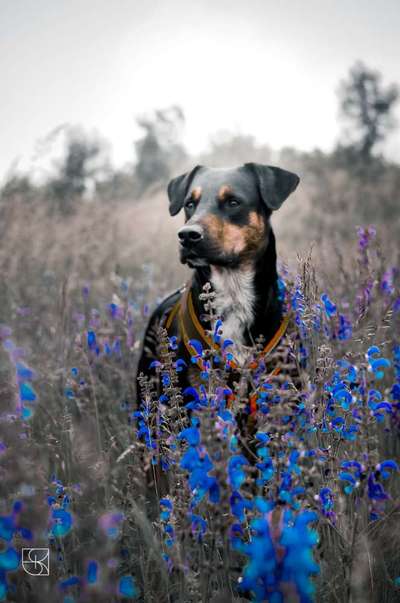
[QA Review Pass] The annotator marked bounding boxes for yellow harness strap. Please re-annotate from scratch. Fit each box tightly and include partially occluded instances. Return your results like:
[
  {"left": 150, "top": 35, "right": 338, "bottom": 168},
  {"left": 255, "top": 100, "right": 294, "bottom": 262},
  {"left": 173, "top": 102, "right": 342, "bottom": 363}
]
[{"left": 165, "top": 284, "right": 290, "bottom": 370}]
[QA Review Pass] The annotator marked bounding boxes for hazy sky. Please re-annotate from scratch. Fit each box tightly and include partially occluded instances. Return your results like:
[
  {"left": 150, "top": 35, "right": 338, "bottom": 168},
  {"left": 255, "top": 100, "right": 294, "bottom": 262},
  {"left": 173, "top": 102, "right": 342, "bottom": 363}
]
[{"left": 1, "top": 0, "right": 400, "bottom": 181}]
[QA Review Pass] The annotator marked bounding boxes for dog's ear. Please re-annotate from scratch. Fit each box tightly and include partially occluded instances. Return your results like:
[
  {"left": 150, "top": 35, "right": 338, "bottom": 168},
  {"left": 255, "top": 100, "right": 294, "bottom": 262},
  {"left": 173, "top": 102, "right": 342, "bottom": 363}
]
[
  {"left": 244, "top": 163, "right": 300, "bottom": 211},
  {"left": 167, "top": 165, "right": 203, "bottom": 216}
]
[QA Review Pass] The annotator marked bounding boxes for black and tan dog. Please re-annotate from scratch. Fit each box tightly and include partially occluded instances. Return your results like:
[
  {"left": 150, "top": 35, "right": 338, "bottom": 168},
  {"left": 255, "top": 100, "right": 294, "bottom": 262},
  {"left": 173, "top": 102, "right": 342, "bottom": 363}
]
[{"left": 136, "top": 163, "right": 300, "bottom": 404}]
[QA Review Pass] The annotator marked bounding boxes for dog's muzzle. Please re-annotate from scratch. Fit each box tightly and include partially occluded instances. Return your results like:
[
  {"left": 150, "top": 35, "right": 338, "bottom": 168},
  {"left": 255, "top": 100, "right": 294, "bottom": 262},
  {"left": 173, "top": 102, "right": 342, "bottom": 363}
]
[
  {"left": 178, "top": 224, "right": 204, "bottom": 247},
  {"left": 178, "top": 224, "right": 209, "bottom": 267}
]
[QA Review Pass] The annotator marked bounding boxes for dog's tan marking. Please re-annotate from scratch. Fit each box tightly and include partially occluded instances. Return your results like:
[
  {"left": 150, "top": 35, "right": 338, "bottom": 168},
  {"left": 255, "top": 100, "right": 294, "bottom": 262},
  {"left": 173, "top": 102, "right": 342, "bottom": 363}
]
[
  {"left": 201, "top": 214, "right": 223, "bottom": 240},
  {"left": 243, "top": 211, "right": 266, "bottom": 254},
  {"left": 222, "top": 223, "right": 246, "bottom": 253},
  {"left": 248, "top": 211, "right": 264, "bottom": 231},
  {"left": 201, "top": 213, "right": 266, "bottom": 257},
  {"left": 217, "top": 185, "right": 232, "bottom": 201},
  {"left": 201, "top": 215, "right": 244, "bottom": 253},
  {"left": 191, "top": 186, "right": 202, "bottom": 201}
]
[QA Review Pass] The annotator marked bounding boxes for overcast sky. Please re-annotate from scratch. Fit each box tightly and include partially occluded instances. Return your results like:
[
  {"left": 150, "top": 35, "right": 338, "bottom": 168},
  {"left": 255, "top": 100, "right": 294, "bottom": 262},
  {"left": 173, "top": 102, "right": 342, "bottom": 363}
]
[{"left": 1, "top": 0, "right": 400, "bottom": 181}]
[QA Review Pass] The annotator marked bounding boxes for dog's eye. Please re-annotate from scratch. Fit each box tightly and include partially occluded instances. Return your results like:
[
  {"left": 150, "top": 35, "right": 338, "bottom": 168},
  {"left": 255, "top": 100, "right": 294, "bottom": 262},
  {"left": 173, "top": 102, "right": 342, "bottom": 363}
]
[
  {"left": 226, "top": 198, "right": 240, "bottom": 208},
  {"left": 185, "top": 200, "right": 196, "bottom": 210}
]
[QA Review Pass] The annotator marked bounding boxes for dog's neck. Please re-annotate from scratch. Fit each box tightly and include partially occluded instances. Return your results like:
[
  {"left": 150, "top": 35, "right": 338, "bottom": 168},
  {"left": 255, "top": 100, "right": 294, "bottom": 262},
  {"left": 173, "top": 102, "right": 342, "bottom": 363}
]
[
  {"left": 190, "top": 229, "right": 282, "bottom": 357},
  {"left": 210, "top": 266, "right": 256, "bottom": 350}
]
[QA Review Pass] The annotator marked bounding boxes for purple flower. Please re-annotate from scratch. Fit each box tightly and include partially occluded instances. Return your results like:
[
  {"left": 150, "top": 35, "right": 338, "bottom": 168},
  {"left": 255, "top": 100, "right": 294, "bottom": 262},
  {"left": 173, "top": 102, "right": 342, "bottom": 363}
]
[
  {"left": 107, "top": 302, "right": 123, "bottom": 319},
  {"left": 98, "top": 512, "right": 124, "bottom": 540},
  {"left": 381, "top": 268, "right": 397, "bottom": 296},
  {"left": 357, "top": 225, "right": 376, "bottom": 253}
]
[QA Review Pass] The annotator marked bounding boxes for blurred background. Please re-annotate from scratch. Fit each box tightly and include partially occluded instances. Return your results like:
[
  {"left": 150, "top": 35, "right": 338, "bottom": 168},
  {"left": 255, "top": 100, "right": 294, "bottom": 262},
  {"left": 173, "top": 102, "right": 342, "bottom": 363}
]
[{"left": 1, "top": 0, "right": 399, "bottom": 324}]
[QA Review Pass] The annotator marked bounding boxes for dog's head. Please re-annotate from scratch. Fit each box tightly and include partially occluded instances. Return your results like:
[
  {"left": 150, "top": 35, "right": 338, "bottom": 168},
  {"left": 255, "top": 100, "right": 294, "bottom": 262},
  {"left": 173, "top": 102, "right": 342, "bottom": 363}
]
[{"left": 167, "top": 164, "right": 299, "bottom": 268}]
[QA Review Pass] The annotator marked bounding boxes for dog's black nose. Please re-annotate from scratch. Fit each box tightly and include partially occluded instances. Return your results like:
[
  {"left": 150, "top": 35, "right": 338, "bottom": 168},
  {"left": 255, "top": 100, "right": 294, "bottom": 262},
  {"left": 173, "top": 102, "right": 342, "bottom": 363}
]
[{"left": 178, "top": 225, "right": 204, "bottom": 246}]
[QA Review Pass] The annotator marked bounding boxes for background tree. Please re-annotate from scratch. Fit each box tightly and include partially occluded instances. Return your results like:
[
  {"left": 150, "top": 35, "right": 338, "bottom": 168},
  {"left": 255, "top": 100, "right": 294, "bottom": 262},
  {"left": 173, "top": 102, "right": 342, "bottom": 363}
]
[
  {"left": 134, "top": 106, "right": 187, "bottom": 196},
  {"left": 0, "top": 174, "right": 35, "bottom": 203},
  {"left": 48, "top": 127, "right": 109, "bottom": 212},
  {"left": 337, "top": 61, "right": 398, "bottom": 161}
]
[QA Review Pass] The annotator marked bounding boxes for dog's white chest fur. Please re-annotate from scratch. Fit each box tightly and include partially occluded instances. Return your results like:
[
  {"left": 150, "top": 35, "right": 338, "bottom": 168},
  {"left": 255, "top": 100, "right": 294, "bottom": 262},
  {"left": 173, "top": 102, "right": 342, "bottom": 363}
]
[{"left": 210, "top": 267, "right": 255, "bottom": 362}]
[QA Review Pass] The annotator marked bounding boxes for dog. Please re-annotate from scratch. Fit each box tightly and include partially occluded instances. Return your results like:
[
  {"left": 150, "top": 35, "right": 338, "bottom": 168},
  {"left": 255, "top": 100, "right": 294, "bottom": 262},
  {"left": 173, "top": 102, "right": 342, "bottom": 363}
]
[{"left": 136, "top": 163, "right": 300, "bottom": 414}]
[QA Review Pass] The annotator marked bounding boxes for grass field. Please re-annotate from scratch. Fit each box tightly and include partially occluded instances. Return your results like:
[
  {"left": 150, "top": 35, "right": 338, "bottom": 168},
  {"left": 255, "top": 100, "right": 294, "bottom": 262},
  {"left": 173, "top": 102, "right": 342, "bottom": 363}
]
[{"left": 0, "top": 194, "right": 399, "bottom": 602}]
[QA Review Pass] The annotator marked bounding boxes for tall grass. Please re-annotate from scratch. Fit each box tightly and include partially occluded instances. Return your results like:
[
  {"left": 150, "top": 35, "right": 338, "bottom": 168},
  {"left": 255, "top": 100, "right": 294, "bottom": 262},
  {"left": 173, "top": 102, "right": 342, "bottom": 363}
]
[{"left": 0, "top": 197, "right": 399, "bottom": 602}]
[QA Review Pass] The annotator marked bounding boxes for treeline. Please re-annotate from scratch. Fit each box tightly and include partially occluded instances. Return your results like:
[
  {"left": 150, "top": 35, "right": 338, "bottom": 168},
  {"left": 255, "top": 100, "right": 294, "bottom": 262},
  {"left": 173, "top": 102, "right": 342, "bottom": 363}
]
[
  {"left": 1, "top": 62, "right": 399, "bottom": 239},
  {"left": 0, "top": 105, "right": 188, "bottom": 212}
]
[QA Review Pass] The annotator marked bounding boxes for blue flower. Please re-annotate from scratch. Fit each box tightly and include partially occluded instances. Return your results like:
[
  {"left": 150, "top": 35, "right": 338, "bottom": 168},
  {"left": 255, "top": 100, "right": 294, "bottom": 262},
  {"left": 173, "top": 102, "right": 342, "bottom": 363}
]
[
  {"left": 50, "top": 508, "right": 73, "bottom": 537},
  {"left": 188, "top": 339, "right": 203, "bottom": 356},
  {"left": 174, "top": 358, "right": 186, "bottom": 372},
  {"left": 183, "top": 386, "right": 207, "bottom": 410},
  {"left": 321, "top": 293, "right": 337, "bottom": 317},
  {"left": 230, "top": 491, "right": 253, "bottom": 522},
  {"left": 319, "top": 487, "right": 335, "bottom": 520},
  {"left": 376, "top": 460, "right": 398, "bottom": 479},
  {"left": 191, "top": 514, "right": 207, "bottom": 541},
  {"left": 87, "top": 560, "right": 98, "bottom": 585},
  {"left": 339, "top": 471, "right": 357, "bottom": 495},
  {"left": 228, "top": 455, "right": 249, "bottom": 489},
  {"left": 341, "top": 460, "right": 363, "bottom": 477},
  {"left": 149, "top": 360, "right": 162, "bottom": 370},
  {"left": 87, "top": 330, "right": 97, "bottom": 350},
  {"left": 107, "top": 302, "right": 121, "bottom": 319},
  {"left": 367, "top": 346, "right": 380, "bottom": 358},
  {"left": 280, "top": 511, "right": 319, "bottom": 601},
  {"left": 236, "top": 516, "right": 277, "bottom": 600},
  {"left": 332, "top": 385, "right": 352, "bottom": 410},
  {"left": 118, "top": 575, "right": 138, "bottom": 598},
  {"left": 0, "top": 547, "right": 19, "bottom": 571},
  {"left": 180, "top": 437, "right": 220, "bottom": 506},
  {"left": 59, "top": 576, "right": 80, "bottom": 591},
  {"left": 0, "top": 502, "right": 31, "bottom": 544},
  {"left": 169, "top": 336, "right": 178, "bottom": 350},
  {"left": 213, "top": 319, "right": 223, "bottom": 344},
  {"left": 19, "top": 382, "right": 37, "bottom": 403},
  {"left": 160, "top": 498, "right": 173, "bottom": 510},
  {"left": 16, "top": 362, "right": 35, "bottom": 381},
  {"left": 0, "top": 516, "right": 14, "bottom": 542},
  {"left": 368, "top": 474, "right": 388, "bottom": 501},
  {"left": 338, "top": 314, "right": 352, "bottom": 340},
  {"left": 178, "top": 427, "right": 200, "bottom": 446}
]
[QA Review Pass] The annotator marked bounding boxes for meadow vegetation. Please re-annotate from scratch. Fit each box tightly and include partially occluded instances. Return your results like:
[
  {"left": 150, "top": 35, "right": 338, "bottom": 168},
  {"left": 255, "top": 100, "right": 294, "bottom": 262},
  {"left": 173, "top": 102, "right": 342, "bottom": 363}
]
[{"left": 0, "top": 63, "right": 399, "bottom": 602}]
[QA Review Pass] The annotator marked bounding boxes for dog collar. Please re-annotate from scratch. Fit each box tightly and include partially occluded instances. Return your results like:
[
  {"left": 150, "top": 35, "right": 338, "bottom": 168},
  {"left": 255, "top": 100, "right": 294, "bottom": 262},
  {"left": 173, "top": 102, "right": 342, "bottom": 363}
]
[{"left": 165, "top": 282, "right": 290, "bottom": 372}]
